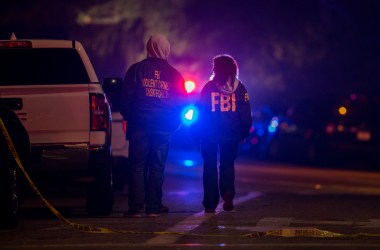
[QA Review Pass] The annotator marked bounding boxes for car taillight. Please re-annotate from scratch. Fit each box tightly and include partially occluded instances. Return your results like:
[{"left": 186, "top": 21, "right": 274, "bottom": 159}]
[
  {"left": 122, "top": 120, "right": 127, "bottom": 134},
  {"left": 90, "top": 93, "right": 110, "bottom": 131},
  {"left": 325, "top": 123, "right": 335, "bottom": 134}
]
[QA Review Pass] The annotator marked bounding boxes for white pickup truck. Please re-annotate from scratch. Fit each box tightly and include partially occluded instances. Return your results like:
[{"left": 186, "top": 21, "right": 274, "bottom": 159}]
[{"left": 0, "top": 36, "right": 114, "bottom": 215}]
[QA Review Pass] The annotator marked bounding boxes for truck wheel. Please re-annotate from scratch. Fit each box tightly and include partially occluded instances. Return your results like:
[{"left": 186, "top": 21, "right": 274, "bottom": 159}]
[
  {"left": 0, "top": 142, "right": 19, "bottom": 230},
  {"left": 86, "top": 157, "right": 114, "bottom": 216}
]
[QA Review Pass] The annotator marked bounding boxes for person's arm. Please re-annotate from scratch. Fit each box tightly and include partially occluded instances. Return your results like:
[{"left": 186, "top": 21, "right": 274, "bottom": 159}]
[{"left": 239, "top": 83, "right": 253, "bottom": 140}]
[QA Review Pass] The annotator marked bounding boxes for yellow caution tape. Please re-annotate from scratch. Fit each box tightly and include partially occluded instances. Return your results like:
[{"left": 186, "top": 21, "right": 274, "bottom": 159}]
[
  {"left": 244, "top": 228, "right": 380, "bottom": 238},
  {"left": 0, "top": 116, "right": 210, "bottom": 235},
  {"left": 244, "top": 227, "right": 344, "bottom": 237},
  {"left": 2, "top": 116, "right": 380, "bottom": 237},
  {"left": 0, "top": 117, "right": 117, "bottom": 233}
]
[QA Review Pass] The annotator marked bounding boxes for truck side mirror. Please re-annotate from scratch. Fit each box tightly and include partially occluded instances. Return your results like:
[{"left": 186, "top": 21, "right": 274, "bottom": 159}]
[{"left": 103, "top": 77, "right": 122, "bottom": 93}]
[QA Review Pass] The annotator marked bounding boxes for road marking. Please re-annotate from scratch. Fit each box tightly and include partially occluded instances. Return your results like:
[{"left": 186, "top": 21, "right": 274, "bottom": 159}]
[
  {"left": 4, "top": 243, "right": 380, "bottom": 249},
  {"left": 358, "top": 219, "right": 380, "bottom": 228},
  {"left": 294, "top": 219, "right": 380, "bottom": 228},
  {"left": 256, "top": 217, "right": 294, "bottom": 226},
  {"left": 228, "top": 217, "right": 380, "bottom": 232},
  {"left": 230, "top": 217, "right": 294, "bottom": 232},
  {"left": 144, "top": 192, "right": 261, "bottom": 245},
  {"left": 240, "top": 177, "right": 380, "bottom": 195}
]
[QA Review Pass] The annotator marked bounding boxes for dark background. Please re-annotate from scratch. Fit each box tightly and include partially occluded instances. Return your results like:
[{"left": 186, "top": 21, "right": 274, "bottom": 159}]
[{"left": 1, "top": 0, "right": 379, "bottom": 111}]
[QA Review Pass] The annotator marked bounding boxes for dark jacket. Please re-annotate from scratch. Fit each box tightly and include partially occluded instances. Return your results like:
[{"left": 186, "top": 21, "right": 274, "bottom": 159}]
[
  {"left": 192, "top": 79, "right": 252, "bottom": 142},
  {"left": 120, "top": 57, "right": 187, "bottom": 136}
]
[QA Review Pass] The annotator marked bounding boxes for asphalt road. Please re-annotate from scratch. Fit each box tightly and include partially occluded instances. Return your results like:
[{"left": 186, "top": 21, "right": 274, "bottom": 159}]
[{"left": 2, "top": 148, "right": 380, "bottom": 249}]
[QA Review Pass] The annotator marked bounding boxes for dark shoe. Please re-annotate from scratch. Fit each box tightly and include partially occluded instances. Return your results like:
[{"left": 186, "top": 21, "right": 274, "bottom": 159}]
[
  {"left": 223, "top": 192, "right": 234, "bottom": 211},
  {"left": 159, "top": 205, "right": 169, "bottom": 213},
  {"left": 205, "top": 208, "right": 215, "bottom": 213},
  {"left": 124, "top": 210, "right": 143, "bottom": 218}
]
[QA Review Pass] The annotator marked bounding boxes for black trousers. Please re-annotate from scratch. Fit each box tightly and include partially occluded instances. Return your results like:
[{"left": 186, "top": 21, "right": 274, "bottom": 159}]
[
  {"left": 127, "top": 129, "right": 171, "bottom": 214},
  {"left": 201, "top": 138, "right": 240, "bottom": 210}
]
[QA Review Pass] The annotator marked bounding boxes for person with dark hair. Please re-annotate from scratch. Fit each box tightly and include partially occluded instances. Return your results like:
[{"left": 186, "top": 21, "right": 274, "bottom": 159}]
[
  {"left": 192, "top": 54, "right": 252, "bottom": 213},
  {"left": 120, "top": 34, "right": 188, "bottom": 218}
]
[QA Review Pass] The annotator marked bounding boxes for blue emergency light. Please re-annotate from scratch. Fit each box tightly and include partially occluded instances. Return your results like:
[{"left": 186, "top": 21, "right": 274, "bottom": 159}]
[{"left": 181, "top": 105, "right": 198, "bottom": 125}]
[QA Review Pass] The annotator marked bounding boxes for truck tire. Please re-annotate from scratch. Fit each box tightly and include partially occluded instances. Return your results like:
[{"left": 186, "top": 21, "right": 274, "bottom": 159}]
[
  {"left": 0, "top": 106, "right": 30, "bottom": 229},
  {"left": 0, "top": 143, "right": 19, "bottom": 230},
  {"left": 0, "top": 108, "right": 25, "bottom": 229},
  {"left": 86, "top": 152, "right": 114, "bottom": 216}
]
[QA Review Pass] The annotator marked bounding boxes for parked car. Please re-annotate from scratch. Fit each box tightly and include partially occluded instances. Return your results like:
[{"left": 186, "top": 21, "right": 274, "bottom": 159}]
[
  {"left": 239, "top": 105, "right": 278, "bottom": 159},
  {"left": 102, "top": 77, "right": 129, "bottom": 190},
  {"left": 0, "top": 35, "right": 113, "bottom": 215},
  {"left": 259, "top": 93, "right": 380, "bottom": 167},
  {"left": 323, "top": 93, "right": 380, "bottom": 167},
  {"left": 265, "top": 99, "right": 329, "bottom": 165}
]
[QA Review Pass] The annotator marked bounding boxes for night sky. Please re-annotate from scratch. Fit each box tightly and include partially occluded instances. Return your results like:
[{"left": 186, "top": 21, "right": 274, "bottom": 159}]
[{"left": 1, "top": 0, "right": 379, "bottom": 109}]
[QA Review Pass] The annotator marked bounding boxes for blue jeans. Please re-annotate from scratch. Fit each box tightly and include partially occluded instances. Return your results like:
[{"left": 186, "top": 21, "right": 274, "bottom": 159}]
[
  {"left": 201, "top": 139, "right": 240, "bottom": 210},
  {"left": 127, "top": 129, "right": 171, "bottom": 214}
]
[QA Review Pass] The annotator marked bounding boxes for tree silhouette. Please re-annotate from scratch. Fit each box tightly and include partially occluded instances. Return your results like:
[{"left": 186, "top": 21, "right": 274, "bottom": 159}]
[{"left": 1, "top": 0, "right": 379, "bottom": 109}]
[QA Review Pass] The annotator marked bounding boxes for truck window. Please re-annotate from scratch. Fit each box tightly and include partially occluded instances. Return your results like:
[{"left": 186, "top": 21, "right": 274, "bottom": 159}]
[{"left": 0, "top": 48, "right": 90, "bottom": 85}]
